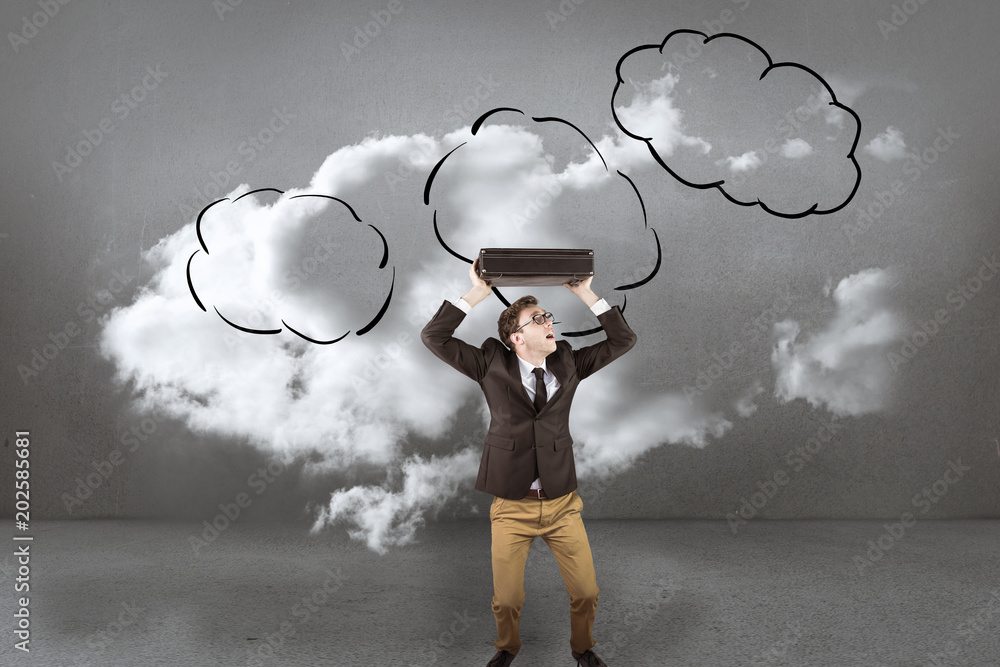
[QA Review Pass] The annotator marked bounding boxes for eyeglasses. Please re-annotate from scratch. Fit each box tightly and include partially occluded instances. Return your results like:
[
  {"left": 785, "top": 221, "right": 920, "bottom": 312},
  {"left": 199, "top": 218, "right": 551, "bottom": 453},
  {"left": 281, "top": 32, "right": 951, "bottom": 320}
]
[{"left": 512, "top": 312, "right": 560, "bottom": 334}]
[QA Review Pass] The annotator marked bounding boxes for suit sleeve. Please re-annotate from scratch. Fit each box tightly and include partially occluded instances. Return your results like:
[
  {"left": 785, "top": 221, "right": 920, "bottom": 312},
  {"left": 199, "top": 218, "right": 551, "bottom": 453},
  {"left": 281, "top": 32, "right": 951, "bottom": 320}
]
[
  {"left": 420, "top": 299, "right": 493, "bottom": 383},
  {"left": 571, "top": 304, "right": 638, "bottom": 380}
]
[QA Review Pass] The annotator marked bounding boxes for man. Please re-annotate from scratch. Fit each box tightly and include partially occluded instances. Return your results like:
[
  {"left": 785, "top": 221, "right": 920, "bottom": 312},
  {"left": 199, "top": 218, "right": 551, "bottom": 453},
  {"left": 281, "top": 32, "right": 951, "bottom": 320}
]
[{"left": 420, "top": 257, "right": 638, "bottom": 667}]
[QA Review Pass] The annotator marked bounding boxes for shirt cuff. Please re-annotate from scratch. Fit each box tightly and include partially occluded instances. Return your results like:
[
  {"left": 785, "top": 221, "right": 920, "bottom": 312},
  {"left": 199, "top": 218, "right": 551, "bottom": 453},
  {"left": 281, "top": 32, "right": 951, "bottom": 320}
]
[
  {"left": 452, "top": 297, "right": 472, "bottom": 314},
  {"left": 590, "top": 298, "right": 611, "bottom": 316}
]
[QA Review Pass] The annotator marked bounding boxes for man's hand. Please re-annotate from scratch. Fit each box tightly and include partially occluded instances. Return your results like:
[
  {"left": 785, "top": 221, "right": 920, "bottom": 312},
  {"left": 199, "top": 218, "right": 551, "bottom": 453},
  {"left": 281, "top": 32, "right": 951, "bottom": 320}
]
[
  {"left": 461, "top": 256, "right": 493, "bottom": 308},
  {"left": 564, "top": 275, "right": 599, "bottom": 308}
]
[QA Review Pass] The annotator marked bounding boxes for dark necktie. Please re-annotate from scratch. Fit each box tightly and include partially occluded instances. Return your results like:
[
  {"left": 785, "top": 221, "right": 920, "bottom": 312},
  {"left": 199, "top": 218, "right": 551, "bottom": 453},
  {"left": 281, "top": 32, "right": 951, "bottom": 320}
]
[
  {"left": 532, "top": 367, "right": 547, "bottom": 413},
  {"left": 532, "top": 367, "right": 546, "bottom": 483}
]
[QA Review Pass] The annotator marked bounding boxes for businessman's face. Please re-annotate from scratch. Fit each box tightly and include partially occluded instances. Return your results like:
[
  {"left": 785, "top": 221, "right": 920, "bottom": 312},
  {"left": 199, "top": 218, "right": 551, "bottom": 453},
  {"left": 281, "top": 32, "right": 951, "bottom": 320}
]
[{"left": 513, "top": 306, "right": 557, "bottom": 357}]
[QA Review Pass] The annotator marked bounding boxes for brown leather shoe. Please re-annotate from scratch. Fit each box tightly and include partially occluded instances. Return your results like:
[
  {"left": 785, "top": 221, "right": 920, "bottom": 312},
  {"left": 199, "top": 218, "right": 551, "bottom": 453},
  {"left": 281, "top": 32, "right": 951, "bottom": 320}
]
[
  {"left": 487, "top": 649, "right": 516, "bottom": 666},
  {"left": 572, "top": 648, "right": 608, "bottom": 666}
]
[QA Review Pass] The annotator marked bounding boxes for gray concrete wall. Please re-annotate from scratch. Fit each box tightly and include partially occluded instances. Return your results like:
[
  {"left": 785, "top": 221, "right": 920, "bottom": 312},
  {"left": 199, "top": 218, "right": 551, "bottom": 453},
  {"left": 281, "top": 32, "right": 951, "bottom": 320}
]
[{"left": 1, "top": 0, "right": 997, "bottom": 533}]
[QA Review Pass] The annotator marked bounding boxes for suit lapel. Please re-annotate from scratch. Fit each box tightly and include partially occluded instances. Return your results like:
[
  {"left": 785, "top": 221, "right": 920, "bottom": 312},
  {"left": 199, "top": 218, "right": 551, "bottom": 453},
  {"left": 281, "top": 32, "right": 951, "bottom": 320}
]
[
  {"left": 506, "top": 351, "right": 534, "bottom": 408},
  {"left": 539, "top": 352, "right": 568, "bottom": 416},
  {"left": 546, "top": 352, "right": 568, "bottom": 389}
]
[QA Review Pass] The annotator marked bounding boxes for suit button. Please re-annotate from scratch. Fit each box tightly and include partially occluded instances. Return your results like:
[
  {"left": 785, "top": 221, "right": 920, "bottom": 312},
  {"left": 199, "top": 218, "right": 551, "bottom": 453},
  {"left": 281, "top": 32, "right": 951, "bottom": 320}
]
[{"left": 534, "top": 417, "right": 540, "bottom": 422}]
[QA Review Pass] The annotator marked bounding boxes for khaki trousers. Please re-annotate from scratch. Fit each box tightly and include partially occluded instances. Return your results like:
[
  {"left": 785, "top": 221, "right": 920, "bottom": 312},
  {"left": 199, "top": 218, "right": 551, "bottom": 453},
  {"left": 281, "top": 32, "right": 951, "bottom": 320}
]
[{"left": 489, "top": 490, "right": 599, "bottom": 655}]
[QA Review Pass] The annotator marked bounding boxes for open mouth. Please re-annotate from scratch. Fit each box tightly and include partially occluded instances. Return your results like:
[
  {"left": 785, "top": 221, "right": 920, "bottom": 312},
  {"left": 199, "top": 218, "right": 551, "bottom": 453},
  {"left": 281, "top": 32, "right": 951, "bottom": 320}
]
[{"left": 546, "top": 333, "right": 555, "bottom": 340}]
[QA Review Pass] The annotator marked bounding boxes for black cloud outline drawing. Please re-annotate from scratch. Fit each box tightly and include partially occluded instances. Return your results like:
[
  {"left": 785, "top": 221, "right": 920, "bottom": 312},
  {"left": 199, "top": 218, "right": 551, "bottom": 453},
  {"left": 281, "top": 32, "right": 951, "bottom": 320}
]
[
  {"left": 612, "top": 30, "right": 863, "bottom": 219},
  {"left": 186, "top": 188, "right": 395, "bottom": 344},
  {"left": 423, "top": 107, "right": 661, "bottom": 338}
]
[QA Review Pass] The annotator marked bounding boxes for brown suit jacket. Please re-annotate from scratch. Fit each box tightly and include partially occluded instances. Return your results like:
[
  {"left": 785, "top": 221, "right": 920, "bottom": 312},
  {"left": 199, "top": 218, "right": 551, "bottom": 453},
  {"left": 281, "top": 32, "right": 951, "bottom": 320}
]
[{"left": 420, "top": 299, "right": 638, "bottom": 499}]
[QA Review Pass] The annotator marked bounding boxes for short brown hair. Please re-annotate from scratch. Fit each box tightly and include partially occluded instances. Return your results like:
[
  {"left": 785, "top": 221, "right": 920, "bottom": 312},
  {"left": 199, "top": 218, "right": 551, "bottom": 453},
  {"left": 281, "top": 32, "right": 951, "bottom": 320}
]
[{"left": 497, "top": 295, "right": 539, "bottom": 349}]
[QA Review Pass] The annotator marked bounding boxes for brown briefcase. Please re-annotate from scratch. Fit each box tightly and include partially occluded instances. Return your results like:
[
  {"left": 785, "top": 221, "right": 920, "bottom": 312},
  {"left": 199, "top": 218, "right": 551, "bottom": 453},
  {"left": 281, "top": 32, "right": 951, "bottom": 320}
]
[{"left": 477, "top": 248, "right": 594, "bottom": 287}]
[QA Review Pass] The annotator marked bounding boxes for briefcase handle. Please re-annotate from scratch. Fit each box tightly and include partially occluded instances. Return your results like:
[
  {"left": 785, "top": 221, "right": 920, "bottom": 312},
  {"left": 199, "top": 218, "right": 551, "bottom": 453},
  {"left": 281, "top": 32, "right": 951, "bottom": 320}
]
[{"left": 485, "top": 272, "right": 585, "bottom": 286}]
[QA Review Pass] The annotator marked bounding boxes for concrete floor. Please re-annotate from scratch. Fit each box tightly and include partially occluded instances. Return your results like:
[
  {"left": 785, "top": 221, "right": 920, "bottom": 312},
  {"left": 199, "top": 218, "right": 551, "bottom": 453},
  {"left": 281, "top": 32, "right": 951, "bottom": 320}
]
[{"left": 1, "top": 519, "right": 998, "bottom": 666}]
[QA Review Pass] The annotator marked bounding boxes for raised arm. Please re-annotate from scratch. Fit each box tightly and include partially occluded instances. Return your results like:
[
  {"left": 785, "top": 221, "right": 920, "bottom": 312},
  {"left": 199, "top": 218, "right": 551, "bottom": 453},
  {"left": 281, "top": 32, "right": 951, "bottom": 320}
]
[
  {"left": 564, "top": 275, "right": 638, "bottom": 379},
  {"left": 461, "top": 257, "right": 493, "bottom": 307},
  {"left": 563, "top": 275, "right": 599, "bottom": 308},
  {"left": 419, "top": 258, "right": 495, "bottom": 382}
]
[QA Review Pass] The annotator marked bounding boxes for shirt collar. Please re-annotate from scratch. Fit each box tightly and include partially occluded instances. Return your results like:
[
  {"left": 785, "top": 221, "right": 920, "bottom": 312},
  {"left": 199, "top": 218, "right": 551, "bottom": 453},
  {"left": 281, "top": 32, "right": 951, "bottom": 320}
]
[{"left": 515, "top": 353, "right": 548, "bottom": 379}]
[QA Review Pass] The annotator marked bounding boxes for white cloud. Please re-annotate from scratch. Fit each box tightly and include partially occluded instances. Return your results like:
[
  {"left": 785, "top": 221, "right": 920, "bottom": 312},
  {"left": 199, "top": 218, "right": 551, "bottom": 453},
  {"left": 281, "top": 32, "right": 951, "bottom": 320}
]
[
  {"left": 566, "top": 361, "right": 733, "bottom": 478},
  {"left": 717, "top": 151, "right": 762, "bottom": 172},
  {"left": 614, "top": 74, "right": 712, "bottom": 158},
  {"left": 864, "top": 126, "right": 909, "bottom": 162},
  {"left": 734, "top": 380, "right": 765, "bottom": 418},
  {"left": 100, "top": 134, "right": 470, "bottom": 471},
  {"left": 784, "top": 79, "right": 858, "bottom": 132},
  {"left": 310, "top": 447, "right": 479, "bottom": 554},
  {"left": 780, "top": 138, "right": 813, "bottom": 159},
  {"left": 434, "top": 123, "right": 611, "bottom": 238},
  {"left": 824, "top": 75, "right": 868, "bottom": 107},
  {"left": 101, "top": 120, "right": 725, "bottom": 552},
  {"left": 771, "top": 268, "right": 904, "bottom": 416},
  {"left": 612, "top": 37, "right": 862, "bottom": 217}
]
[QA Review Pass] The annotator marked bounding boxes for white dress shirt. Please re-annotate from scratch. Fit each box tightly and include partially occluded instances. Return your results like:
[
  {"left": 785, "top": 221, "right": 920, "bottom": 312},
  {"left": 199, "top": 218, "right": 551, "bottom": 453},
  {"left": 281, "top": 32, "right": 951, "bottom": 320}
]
[{"left": 450, "top": 296, "right": 612, "bottom": 488}]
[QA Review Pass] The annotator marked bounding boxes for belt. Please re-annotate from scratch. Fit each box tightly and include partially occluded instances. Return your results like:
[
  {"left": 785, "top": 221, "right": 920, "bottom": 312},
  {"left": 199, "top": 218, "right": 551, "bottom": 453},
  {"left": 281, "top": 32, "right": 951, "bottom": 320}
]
[{"left": 523, "top": 488, "right": 548, "bottom": 499}]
